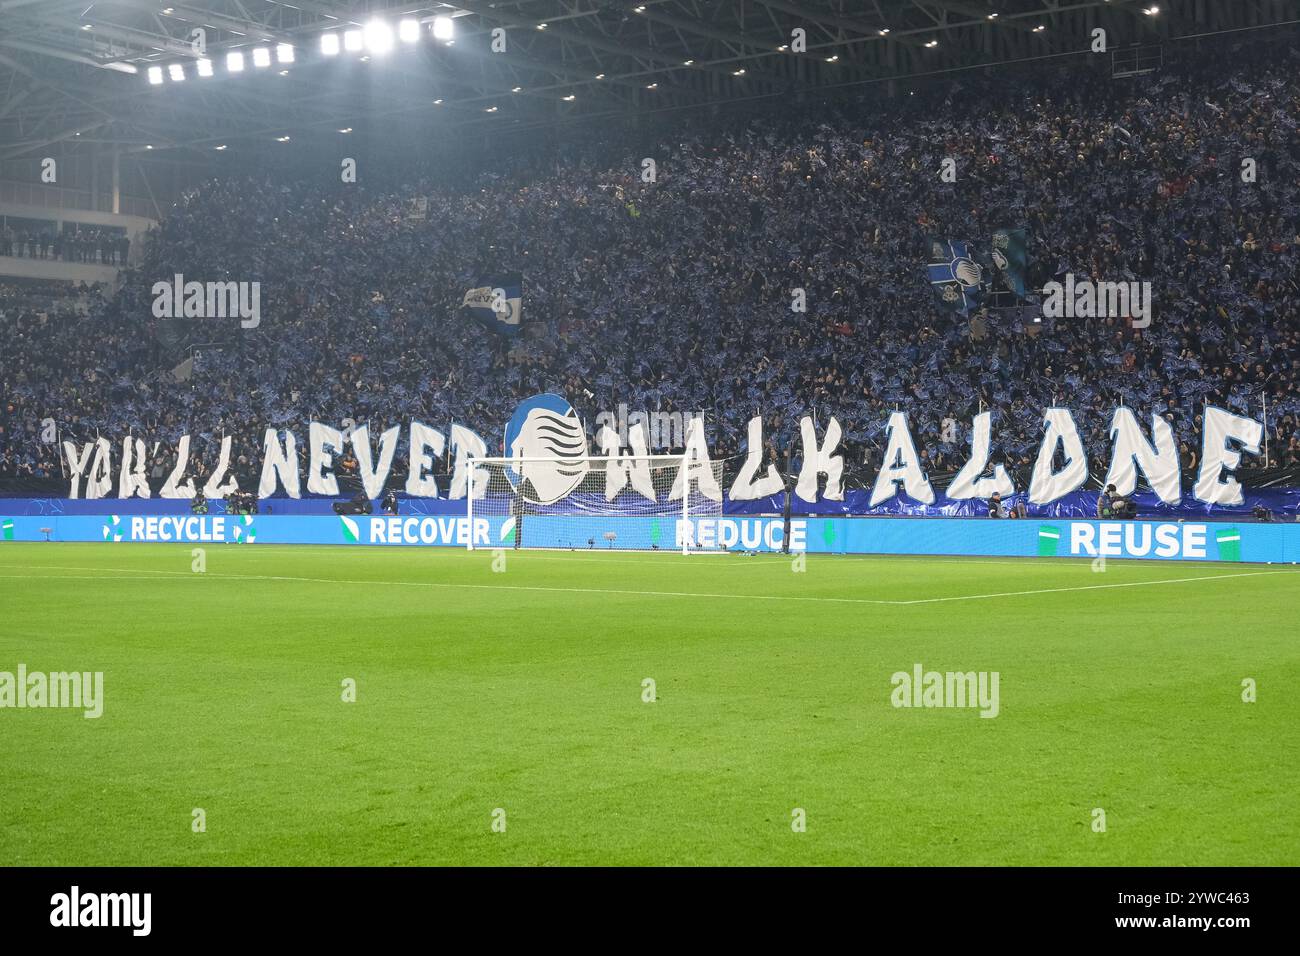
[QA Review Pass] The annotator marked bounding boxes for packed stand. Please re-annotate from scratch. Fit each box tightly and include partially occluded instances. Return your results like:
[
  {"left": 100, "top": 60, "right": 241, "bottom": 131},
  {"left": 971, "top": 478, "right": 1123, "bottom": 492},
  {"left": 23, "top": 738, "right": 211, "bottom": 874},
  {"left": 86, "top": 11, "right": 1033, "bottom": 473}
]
[{"left": 2, "top": 50, "right": 1299, "bottom": 491}]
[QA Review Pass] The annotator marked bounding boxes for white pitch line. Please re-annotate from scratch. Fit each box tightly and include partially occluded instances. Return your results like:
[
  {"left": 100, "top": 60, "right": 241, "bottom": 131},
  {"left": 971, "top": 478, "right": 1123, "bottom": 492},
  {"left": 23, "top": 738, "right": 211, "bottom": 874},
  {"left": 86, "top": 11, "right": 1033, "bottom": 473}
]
[
  {"left": 0, "top": 565, "right": 1290, "bottom": 608},
  {"left": 0, "top": 574, "right": 187, "bottom": 582},
  {"left": 2, "top": 540, "right": 1284, "bottom": 574},
  {"left": 2, "top": 564, "right": 193, "bottom": 576},
  {"left": 0, "top": 545, "right": 1260, "bottom": 573},
  {"left": 889, "top": 569, "right": 1289, "bottom": 605},
  {"left": 0, "top": 566, "right": 897, "bottom": 605}
]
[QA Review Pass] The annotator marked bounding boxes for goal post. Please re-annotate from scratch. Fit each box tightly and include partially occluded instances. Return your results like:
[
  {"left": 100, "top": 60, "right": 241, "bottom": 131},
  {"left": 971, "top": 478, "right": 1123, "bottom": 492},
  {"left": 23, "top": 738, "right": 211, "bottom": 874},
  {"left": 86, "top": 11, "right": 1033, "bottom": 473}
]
[{"left": 465, "top": 454, "right": 724, "bottom": 553}]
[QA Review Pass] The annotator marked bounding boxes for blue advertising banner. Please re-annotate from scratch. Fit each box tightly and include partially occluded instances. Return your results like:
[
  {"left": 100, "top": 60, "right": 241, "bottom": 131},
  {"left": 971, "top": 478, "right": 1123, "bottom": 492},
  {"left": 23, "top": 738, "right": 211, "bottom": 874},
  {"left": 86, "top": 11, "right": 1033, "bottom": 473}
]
[{"left": 2, "top": 513, "right": 1297, "bottom": 563}]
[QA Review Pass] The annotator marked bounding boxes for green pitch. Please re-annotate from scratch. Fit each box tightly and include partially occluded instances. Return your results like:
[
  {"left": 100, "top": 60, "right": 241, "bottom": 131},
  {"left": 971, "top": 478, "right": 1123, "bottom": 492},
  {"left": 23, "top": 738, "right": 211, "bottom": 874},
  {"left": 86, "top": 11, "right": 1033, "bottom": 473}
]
[{"left": 1, "top": 542, "right": 1296, "bottom": 866}]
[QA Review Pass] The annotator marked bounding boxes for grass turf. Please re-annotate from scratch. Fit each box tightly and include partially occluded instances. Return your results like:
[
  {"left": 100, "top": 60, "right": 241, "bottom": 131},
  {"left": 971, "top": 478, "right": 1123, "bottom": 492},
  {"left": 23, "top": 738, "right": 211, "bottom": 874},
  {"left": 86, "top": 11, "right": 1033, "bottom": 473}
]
[{"left": 0, "top": 541, "right": 1296, "bottom": 866}]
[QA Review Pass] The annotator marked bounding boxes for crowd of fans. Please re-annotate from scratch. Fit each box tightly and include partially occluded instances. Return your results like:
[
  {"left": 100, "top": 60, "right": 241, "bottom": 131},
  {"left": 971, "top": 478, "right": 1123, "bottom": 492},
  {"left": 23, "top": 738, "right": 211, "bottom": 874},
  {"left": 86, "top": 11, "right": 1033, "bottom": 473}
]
[
  {"left": 0, "top": 280, "right": 106, "bottom": 324},
  {"left": 0, "top": 225, "right": 130, "bottom": 265},
  {"left": 2, "top": 46, "right": 1299, "bottom": 493}
]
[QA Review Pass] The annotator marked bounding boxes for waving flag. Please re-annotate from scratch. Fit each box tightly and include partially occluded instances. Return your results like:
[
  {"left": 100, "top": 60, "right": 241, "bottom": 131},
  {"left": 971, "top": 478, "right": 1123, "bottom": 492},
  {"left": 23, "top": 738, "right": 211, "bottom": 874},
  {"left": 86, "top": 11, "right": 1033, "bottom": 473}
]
[
  {"left": 462, "top": 274, "right": 522, "bottom": 336},
  {"left": 926, "top": 238, "right": 984, "bottom": 314},
  {"left": 989, "top": 227, "right": 1029, "bottom": 297}
]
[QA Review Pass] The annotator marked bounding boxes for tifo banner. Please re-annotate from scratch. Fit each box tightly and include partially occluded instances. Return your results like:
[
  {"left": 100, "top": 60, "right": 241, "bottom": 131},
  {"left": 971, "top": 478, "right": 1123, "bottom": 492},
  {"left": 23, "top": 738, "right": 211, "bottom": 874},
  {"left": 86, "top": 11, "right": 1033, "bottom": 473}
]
[
  {"left": 3, "top": 513, "right": 1298, "bottom": 564},
  {"left": 48, "top": 394, "right": 1285, "bottom": 515},
  {"left": 461, "top": 273, "right": 522, "bottom": 336},
  {"left": 728, "top": 488, "right": 1300, "bottom": 519}
]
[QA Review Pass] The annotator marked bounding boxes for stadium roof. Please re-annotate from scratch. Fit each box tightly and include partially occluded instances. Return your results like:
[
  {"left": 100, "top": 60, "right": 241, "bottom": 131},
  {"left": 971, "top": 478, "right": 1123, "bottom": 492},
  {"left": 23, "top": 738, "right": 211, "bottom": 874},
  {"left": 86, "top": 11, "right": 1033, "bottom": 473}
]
[{"left": 1, "top": 0, "right": 1294, "bottom": 164}]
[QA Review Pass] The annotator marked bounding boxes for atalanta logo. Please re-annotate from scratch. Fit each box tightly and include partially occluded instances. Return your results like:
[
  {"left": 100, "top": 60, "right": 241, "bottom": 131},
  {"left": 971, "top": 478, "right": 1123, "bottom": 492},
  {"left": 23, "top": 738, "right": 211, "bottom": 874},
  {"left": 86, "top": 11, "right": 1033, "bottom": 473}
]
[{"left": 502, "top": 393, "right": 590, "bottom": 504}]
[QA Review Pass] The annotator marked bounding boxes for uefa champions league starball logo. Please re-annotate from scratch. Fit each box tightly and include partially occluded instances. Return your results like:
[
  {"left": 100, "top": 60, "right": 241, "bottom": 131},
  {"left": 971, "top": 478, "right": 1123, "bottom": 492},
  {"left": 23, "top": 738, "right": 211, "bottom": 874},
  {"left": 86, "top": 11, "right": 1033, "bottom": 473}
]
[
  {"left": 102, "top": 515, "right": 123, "bottom": 542},
  {"left": 502, "top": 393, "right": 590, "bottom": 505}
]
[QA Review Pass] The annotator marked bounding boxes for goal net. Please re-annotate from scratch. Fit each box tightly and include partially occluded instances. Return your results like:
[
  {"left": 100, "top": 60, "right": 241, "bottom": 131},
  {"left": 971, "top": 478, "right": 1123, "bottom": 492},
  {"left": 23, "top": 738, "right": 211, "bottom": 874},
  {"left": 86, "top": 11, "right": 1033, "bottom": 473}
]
[{"left": 466, "top": 454, "right": 725, "bottom": 553}]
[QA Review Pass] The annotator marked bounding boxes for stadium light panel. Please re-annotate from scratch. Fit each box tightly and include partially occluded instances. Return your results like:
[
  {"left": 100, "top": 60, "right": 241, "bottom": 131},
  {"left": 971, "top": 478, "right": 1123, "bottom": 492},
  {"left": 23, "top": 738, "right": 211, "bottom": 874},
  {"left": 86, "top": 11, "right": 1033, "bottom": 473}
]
[
  {"left": 168, "top": 63, "right": 185, "bottom": 81},
  {"left": 252, "top": 47, "right": 271, "bottom": 68},
  {"left": 363, "top": 20, "right": 394, "bottom": 54},
  {"left": 562, "top": 94, "right": 575, "bottom": 101},
  {"left": 147, "top": 65, "right": 164, "bottom": 85},
  {"left": 277, "top": 43, "right": 294, "bottom": 64},
  {"left": 343, "top": 30, "right": 363, "bottom": 52},
  {"left": 196, "top": 58, "right": 213, "bottom": 77},
  {"left": 321, "top": 33, "right": 340, "bottom": 55},
  {"left": 432, "top": 16, "right": 454, "bottom": 40},
  {"left": 399, "top": 19, "right": 421, "bottom": 43},
  {"left": 227, "top": 51, "right": 244, "bottom": 72}
]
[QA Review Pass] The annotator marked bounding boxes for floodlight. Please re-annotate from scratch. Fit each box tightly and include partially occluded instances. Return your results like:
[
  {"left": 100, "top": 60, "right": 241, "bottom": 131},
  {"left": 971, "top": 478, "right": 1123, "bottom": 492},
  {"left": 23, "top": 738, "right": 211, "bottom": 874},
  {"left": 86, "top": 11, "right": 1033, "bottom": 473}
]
[
  {"left": 252, "top": 47, "right": 271, "bottom": 68},
  {"left": 399, "top": 19, "right": 420, "bottom": 43},
  {"left": 432, "top": 16, "right": 454, "bottom": 40},
  {"left": 147, "top": 65, "right": 164, "bottom": 85},
  {"left": 196, "top": 58, "right": 213, "bottom": 77},
  {"left": 226, "top": 51, "right": 244, "bottom": 72},
  {"left": 363, "top": 20, "right": 394, "bottom": 54},
  {"left": 168, "top": 63, "right": 185, "bottom": 81},
  {"left": 321, "top": 33, "right": 340, "bottom": 56},
  {"left": 276, "top": 43, "right": 294, "bottom": 64},
  {"left": 343, "top": 30, "right": 363, "bottom": 52}
]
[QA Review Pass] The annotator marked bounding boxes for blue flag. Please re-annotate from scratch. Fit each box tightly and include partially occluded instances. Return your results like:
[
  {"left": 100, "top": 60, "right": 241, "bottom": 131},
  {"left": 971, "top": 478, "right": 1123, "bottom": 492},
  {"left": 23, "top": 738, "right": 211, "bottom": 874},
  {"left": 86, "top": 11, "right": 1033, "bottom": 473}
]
[
  {"left": 462, "top": 274, "right": 522, "bottom": 336},
  {"left": 926, "top": 238, "right": 983, "bottom": 314}
]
